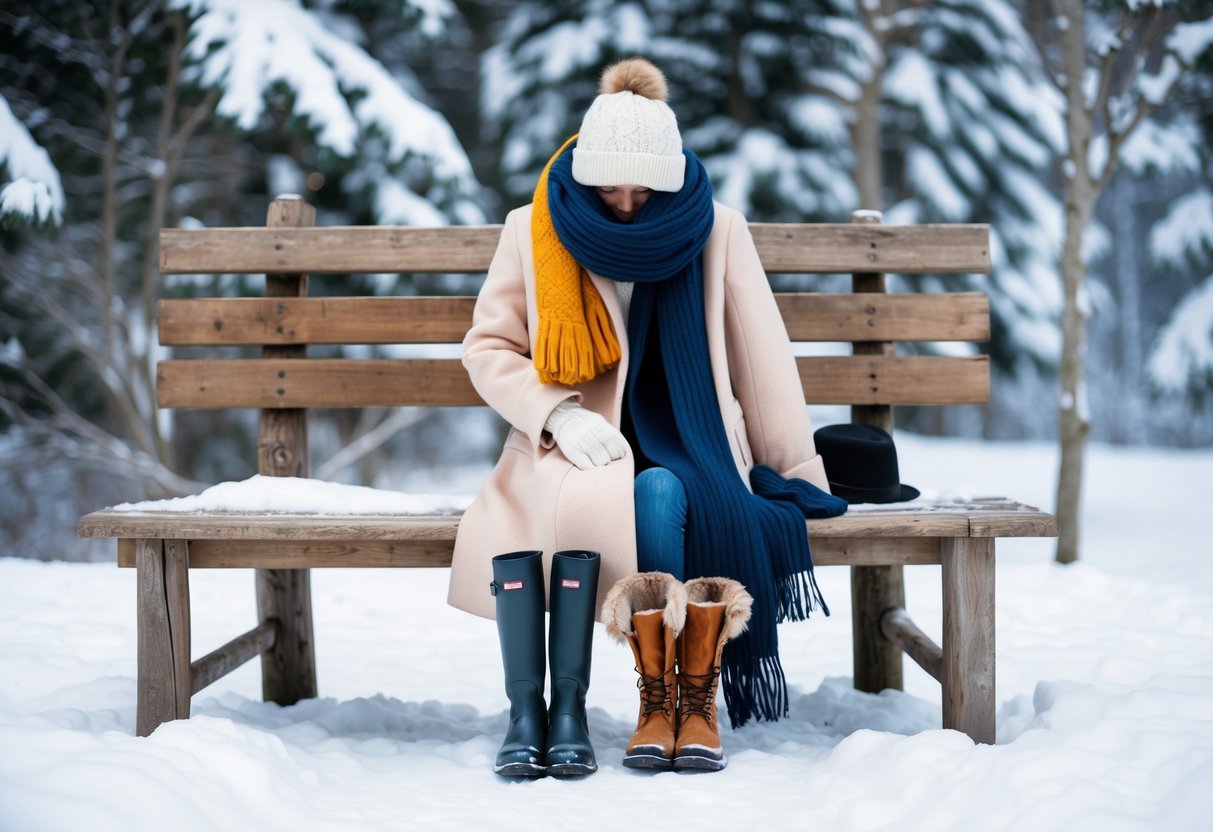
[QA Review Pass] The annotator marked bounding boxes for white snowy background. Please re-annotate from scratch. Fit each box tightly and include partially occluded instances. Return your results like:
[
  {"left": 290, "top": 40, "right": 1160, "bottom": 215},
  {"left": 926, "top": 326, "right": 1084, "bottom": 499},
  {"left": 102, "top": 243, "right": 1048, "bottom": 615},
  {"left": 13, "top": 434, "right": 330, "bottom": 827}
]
[{"left": 2, "top": 434, "right": 1211, "bottom": 831}]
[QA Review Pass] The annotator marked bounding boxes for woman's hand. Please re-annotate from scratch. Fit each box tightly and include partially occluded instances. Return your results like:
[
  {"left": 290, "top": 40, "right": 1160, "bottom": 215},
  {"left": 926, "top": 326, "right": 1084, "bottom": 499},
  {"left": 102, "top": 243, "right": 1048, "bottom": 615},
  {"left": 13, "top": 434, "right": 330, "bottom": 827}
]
[{"left": 544, "top": 399, "right": 628, "bottom": 470}]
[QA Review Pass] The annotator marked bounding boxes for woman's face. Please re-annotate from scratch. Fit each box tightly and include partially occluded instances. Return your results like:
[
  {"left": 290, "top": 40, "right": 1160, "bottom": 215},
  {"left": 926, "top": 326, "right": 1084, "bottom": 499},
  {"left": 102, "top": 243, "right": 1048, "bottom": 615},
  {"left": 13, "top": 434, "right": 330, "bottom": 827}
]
[{"left": 595, "top": 185, "right": 652, "bottom": 223}]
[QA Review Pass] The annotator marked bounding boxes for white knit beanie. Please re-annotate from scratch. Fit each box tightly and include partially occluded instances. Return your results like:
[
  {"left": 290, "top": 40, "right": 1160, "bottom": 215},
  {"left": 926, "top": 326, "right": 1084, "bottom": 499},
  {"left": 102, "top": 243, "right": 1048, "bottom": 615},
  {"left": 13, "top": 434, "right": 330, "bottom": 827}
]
[{"left": 572, "top": 58, "right": 685, "bottom": 193}]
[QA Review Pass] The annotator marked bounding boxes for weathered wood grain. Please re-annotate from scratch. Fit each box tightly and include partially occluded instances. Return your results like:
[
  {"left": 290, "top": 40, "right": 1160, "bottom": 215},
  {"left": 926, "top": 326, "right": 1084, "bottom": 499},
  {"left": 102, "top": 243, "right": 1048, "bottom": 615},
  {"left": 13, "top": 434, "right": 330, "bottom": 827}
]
[
  {"left": 161, "top": 293, "right": 989, "bottom": 349},
  {"left": 111, "top": 535, "right": 941, "bottom": 569},
  {"left": 941, "top": 536, "right": 996, "bottom": 744},
  {"left": 751, "top": 222, "right": 990, "bottom": 274},
  {"left": 779, "top": 292, "right": 990, "bottom": 343},
  {"left": 849, "top": 210, "right": 906, "bottom": 696},
  {"left": 256, "top": 196, "right": 318, "bottom": 708},
  {"left": 807, "top": 356, "right": 989, "bottom": 406},
  {"left": 158, "top": 293, "right": 990, "bottom": 346},
  {"left": 136, "top": 539, "right": 178, "bottom": 736},
  {"left": 164, "top": 540, "right": 191, "bottom": 719},
  {"left": 159, "top": 223, "right": 991, "bottom": 276},
  {"left": 155, "top": 355, "right": 989, "bottom": 409},
  {"left": 160, "top": 297, "right": 479, "bottom": 346},
  {"left": 191, "top": 621, "right": 277, "bottom": 695},
  {"left": 86, "top": 507, "right": 998, "bottom": 547},
  {"left": 881, "top": 607, "right": 944, "bottom": 682},
  {"left": 969, "top": 510, "right": 1059, "bottom": 538}
]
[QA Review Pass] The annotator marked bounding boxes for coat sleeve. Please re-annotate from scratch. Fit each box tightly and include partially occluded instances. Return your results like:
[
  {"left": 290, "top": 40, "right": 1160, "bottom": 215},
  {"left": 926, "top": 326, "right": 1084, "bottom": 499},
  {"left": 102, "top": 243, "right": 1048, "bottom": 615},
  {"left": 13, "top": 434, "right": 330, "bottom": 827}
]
[
  {"left": 721, "top": 210, "right": 831, "bottom": 492},
  {"left": 463, "top": 207, "right": 578, "bottom": 454}
]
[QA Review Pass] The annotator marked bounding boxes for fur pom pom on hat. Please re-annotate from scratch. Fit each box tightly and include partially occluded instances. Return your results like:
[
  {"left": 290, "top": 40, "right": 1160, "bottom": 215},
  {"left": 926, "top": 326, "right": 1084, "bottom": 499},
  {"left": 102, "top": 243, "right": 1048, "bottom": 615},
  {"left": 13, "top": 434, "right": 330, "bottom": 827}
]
[{"left": 572, "top": 58, "right": 685, "bottom": 192}]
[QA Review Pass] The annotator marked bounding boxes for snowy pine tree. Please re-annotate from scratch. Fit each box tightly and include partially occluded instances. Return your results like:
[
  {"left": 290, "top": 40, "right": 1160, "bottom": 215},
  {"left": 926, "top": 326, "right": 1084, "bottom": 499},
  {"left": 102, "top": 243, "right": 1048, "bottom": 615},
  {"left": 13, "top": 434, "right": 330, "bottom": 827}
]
[
  {"left": 870, "top": 0, "right": 1066, "bottom": 373},
  {"left": 1145, "top": 19, "right": 1213, "bottom": 408},
  {"left": 0, "top": 0, "right": 485, "bottom": 559},
  {"left": 173, "top": 0, "right": 483, "bottom": 226},
  {"left": 483, "top": 0, "right": 859, "bottom": 220}
]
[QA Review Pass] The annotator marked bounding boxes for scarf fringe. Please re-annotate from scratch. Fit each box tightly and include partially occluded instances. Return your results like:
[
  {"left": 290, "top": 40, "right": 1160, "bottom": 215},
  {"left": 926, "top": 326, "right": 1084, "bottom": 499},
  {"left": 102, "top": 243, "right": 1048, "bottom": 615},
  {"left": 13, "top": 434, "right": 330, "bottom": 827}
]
[
  {"left": 776, "top": 569, "right": 830, "bottom": 623},
  {"left": 531, "top": 134, "right": 621, "bottom": 386},
  {"left": 533, "top": 309, "right": 620, "bottom": 386},
  {"left": 720, "top": 649, "right": 789, "bottom": 728}
]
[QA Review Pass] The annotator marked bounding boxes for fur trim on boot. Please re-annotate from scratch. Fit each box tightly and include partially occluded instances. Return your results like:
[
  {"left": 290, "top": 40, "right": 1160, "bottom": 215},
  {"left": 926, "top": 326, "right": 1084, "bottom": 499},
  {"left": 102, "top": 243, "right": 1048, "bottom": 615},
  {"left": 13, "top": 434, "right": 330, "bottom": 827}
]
[
  {"left": 675, "top": 577, "right": 752, "bottom": 773},
  {"left": 602, "top": 571, "right": 687, "bottom": 642},
  {"left": 602, "top": 572, "right": 687, "bottom": 770}
]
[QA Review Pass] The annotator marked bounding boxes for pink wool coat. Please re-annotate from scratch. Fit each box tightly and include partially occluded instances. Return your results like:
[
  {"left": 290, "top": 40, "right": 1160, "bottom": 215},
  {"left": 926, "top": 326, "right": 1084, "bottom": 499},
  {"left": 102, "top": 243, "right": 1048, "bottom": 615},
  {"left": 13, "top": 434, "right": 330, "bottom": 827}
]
[{"left": 447, "top": 201, "right": 830, "bottom": 620}]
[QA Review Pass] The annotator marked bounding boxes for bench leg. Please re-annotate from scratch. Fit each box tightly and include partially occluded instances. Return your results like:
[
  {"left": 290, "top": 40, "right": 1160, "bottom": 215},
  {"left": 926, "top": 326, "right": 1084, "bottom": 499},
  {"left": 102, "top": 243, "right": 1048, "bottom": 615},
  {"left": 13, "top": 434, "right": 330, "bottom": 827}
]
[
  {"left": 256, "top": 567, "right": 317, "bottom": 705},
  {"left": 136, "top": 538, "right": 191, "bottom": 736},
  {"left": 941, "top": 537, "right": 995, "bottom": 744},
  {"left": 851, "top": 565, "right": 905, "bottom": 693}
]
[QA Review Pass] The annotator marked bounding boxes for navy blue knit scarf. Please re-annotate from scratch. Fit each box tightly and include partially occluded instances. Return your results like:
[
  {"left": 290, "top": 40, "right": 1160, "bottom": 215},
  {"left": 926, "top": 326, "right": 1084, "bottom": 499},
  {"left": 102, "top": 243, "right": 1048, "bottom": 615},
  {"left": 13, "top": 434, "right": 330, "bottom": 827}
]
[{"left": 548, "top": 145, "right": 846, "bottom": 726}]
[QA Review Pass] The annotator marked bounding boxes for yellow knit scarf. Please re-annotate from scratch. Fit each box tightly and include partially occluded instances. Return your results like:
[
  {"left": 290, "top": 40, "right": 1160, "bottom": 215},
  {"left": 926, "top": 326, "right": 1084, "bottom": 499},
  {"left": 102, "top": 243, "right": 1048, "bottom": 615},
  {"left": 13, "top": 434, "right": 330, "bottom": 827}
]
[{"left": 531, "top": 135, "right": 621, "bottom": 386}]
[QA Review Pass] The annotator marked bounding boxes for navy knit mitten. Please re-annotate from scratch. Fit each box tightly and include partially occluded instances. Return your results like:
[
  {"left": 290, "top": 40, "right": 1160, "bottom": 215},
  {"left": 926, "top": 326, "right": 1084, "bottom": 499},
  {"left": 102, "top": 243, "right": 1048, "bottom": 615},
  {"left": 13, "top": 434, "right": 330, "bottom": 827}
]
[{"left": 750, "top": 464, "right": 849, "bottom": 519}]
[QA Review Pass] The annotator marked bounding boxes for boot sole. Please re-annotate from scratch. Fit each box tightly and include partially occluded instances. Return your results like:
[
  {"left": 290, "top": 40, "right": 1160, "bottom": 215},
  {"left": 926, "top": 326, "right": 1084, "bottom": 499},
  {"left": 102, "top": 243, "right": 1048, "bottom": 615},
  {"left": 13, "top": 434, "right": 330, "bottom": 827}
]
[
  {"left": 673, "top": 755, "right": 726, "bottom": 773},
  {"left": 623, "top": 753, "right": 674, "bottom": 770},
  {"left": 545, "top": 762, "right": 598, "bottom": 777},
  {"left": 494, "top": 762, "right": 546, "bottom": 777}
]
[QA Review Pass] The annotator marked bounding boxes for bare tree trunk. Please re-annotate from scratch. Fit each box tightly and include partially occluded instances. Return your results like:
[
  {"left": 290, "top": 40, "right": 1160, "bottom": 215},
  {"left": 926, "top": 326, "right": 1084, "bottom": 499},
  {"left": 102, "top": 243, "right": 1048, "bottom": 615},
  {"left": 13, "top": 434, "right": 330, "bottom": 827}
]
[
  {"left": 135, "top": 13, "right": 216, "bottom": 469},
  {"left": 100, "top": 0, "right": 126, "bottom": 356},
  {"left": 852, "top": 2, "right": 888, "bottom": 210},
  {"left": 1053, "top": 0, "right": 1095, "bottom": 565},
  {"left": 1113, "top": 176, "right": 1143, "bottom": 443}
]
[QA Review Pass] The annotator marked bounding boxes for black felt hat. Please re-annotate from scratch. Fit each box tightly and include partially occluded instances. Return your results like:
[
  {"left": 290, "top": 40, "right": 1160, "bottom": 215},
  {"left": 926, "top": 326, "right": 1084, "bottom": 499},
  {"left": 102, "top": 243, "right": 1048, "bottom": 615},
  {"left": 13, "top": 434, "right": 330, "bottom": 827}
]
[{"left": 813, "top": 423, "right": 920, "bottom": 504}]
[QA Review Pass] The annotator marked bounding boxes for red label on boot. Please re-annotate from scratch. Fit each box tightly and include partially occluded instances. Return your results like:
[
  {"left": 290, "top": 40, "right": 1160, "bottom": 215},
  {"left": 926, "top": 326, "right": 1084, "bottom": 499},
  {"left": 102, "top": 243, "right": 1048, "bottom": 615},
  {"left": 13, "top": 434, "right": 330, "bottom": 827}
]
[
  {"left": 502, "top": 580, "right": 524, "bottom": 591},
  {"left": 561, "top": 579, "right": 581, "bottom": 589}
]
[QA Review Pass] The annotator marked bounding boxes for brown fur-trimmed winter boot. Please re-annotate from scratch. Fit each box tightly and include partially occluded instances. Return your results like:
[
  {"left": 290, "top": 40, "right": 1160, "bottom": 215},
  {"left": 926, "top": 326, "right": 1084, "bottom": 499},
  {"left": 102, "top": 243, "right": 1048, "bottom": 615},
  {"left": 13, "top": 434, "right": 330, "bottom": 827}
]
[
  {"left": 674, "top": 577, "right": 752, "bottom": 772},
  {"left": 603, "top": 572, "right": 687, "bottom": 770}
]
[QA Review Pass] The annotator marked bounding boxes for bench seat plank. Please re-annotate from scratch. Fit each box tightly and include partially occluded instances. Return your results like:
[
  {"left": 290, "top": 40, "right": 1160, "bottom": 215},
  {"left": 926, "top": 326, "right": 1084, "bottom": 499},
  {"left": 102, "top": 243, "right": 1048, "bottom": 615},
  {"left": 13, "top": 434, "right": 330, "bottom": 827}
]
[
  {"left": 80, "top": 501, "right": 1051, "bottom": 540},
  {"left": 83, "top": 499, "right": 1055, "bottom": 570}
]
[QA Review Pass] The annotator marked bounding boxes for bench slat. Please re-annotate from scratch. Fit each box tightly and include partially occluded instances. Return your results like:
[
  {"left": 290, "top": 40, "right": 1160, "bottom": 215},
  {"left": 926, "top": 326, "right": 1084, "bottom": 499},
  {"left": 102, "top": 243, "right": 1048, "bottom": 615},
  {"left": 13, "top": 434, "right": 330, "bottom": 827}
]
[
  {"left": 159, "top": 224, "right": 990, "bottom": 276},
  {"left": 156, "top": 355, "right": 988, "bottom": 408},
  {"left": 82, "top": 501, "right": 1054, "bottom": 544},
  {"left": 159, "top": 293, "right": 990, "bottom": 346}
]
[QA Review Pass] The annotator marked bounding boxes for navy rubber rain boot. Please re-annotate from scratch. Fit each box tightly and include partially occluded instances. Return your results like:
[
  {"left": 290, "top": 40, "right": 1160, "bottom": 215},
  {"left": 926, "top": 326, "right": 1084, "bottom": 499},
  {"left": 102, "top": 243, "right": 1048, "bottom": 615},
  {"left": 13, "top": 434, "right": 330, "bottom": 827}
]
[
  {"left": 490, "top": 550, "right": 547, "bottom": 777},
  {"left": 544, "top": 550, "right": 601, "bottom": 776}
]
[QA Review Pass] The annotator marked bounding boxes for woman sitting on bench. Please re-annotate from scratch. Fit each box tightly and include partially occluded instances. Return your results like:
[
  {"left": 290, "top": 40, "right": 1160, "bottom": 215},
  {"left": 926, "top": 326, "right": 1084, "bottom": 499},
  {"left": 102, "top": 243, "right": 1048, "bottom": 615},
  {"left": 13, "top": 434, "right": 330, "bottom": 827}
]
[{"left": 447, "top": 57, "right": 846, "bottom": 778}]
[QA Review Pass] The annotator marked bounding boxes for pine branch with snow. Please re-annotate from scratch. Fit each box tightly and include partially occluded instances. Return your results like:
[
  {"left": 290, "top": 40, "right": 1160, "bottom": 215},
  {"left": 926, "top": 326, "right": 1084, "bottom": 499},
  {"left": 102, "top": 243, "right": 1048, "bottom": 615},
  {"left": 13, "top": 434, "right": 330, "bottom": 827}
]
[
  {"left": 0, "top": 93, "right": 64, "bottom": 227},
  {"left": 172, "top": 0, "right": 483, "bottom": 225}
]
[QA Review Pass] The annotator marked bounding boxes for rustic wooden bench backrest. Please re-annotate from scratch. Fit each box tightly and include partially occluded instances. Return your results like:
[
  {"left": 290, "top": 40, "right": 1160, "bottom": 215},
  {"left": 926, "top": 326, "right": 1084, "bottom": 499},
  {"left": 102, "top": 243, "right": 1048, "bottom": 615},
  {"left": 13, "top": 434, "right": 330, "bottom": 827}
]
[{"left": 157, "top": 199, "right": 991, "bottom": 433}]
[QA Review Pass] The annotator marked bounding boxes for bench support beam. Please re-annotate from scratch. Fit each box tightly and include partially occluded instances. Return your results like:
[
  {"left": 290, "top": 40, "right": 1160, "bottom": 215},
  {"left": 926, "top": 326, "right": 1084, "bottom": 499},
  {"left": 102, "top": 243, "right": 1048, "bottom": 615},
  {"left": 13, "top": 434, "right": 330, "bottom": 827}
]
[
  {"left": 256, "top": 568, "right": 317, "bottom": 704},
  {"left": 881, "top": 607, "right": 943, "bottom": 682},
  {"left": 941, "top": 536, "right": 996, "bottom": 744},
  {"left": 851, "top": 565, "right": 905, "bottom": 693},
  {"left": 252, "top": 196, "right": 320, "bottom": 707},
  {"left": 136, "top": 538, "right": 191, "bottom": 736},
  {"left": 192, "top": 620, "right": 278, "bottom": 695}
]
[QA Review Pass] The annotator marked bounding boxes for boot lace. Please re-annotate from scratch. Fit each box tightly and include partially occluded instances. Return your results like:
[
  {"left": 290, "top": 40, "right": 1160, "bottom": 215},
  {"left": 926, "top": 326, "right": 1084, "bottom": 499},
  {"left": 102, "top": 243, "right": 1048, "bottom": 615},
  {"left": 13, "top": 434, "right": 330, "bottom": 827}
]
[
  {"left": 635, "top": 667, "right": 671, "bottom": 716},
  {"left": 678, "top": 669, "right": 717, "bottom": 718}
]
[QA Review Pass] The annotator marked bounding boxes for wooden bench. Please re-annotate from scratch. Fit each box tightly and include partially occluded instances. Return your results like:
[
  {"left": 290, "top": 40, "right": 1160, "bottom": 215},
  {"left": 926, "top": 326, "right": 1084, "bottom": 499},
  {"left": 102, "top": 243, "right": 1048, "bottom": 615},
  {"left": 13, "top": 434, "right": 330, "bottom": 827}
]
[{"left": 77, "top": 196, "right": 1056, "bottom": 741}]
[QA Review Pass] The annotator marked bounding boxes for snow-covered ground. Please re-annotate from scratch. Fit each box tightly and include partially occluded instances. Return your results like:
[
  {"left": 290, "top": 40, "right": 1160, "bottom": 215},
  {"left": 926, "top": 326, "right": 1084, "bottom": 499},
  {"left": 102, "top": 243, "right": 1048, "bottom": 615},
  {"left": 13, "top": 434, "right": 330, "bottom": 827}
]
[{"left": 2, "top": 435, "right": 1211, "bottom": 831}]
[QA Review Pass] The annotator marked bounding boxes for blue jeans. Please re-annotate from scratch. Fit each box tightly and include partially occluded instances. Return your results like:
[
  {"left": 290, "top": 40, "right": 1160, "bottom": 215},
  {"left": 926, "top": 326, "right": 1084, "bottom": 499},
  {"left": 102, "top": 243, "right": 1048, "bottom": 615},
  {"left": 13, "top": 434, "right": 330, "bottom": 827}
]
[{"left": 634, "top": 467, "right": 687, "bottom": 580}]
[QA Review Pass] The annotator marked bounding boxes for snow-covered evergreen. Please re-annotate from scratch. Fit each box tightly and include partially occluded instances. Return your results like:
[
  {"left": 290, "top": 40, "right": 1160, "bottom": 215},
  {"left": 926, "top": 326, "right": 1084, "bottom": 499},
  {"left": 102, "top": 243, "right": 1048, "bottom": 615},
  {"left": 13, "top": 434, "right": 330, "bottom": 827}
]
[
  {"left": 1139, "top": 17, "right": 1213, "bottom": 405},
  {"left": 874, "top": 0, "right": 1066, "bottom": 369},
  {"left": 1147, "top": 186, "right": 1213, "bottom": 400},
  {"left": 483, "top": 0, "right": 859, "bottom": 220},
  {"left": 0, "top": 93, "right": 64, "bottom": 226},
  {"left": 172, "top": 0, "right": 483, "bottom": 225}
]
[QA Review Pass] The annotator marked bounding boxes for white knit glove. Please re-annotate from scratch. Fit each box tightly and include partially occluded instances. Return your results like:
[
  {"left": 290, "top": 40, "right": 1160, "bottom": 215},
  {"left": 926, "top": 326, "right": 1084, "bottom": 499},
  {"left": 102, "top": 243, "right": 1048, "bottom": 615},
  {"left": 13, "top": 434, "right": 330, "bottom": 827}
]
[{"left": 544, "top": 399, "right": 628, "bottom": 470}]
